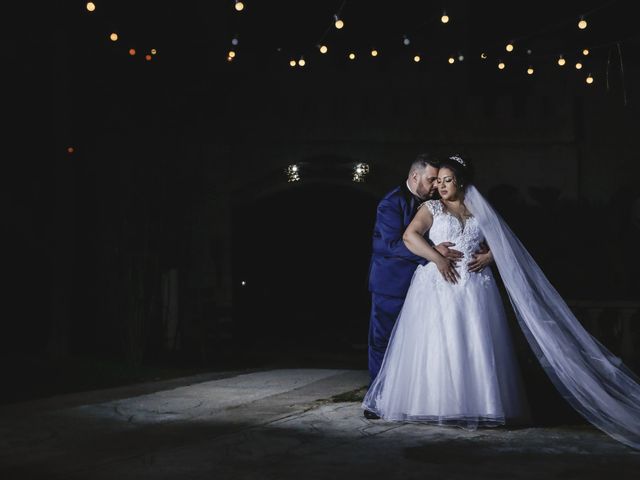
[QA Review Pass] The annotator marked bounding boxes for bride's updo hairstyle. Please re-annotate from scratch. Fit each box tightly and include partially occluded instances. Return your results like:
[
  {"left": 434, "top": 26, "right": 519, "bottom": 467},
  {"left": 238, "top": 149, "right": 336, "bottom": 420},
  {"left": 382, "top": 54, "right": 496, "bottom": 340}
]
[{"left": 439, "top": 154, "right": 475, "bottom": 192}]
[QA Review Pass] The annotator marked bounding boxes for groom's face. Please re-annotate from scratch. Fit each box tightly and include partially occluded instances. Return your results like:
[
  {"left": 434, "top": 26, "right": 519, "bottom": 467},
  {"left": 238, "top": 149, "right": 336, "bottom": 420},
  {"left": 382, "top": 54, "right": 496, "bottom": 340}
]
[{"left": 415, "top": 166, "right": 440, "bottom": 200}]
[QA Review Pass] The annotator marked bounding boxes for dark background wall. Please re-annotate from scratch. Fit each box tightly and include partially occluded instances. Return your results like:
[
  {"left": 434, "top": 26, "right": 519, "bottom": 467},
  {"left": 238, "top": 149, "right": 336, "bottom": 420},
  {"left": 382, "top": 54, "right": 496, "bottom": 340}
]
[{"left": 5, "top": 1, "right": 640, "bottom": 386}]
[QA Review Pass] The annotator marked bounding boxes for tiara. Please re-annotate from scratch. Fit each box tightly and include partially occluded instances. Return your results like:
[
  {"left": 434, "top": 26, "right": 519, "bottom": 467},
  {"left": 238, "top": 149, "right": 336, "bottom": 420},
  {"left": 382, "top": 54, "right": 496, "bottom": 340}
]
[{"left": 449, "top": 155, "right": 466, "bottom": 166}]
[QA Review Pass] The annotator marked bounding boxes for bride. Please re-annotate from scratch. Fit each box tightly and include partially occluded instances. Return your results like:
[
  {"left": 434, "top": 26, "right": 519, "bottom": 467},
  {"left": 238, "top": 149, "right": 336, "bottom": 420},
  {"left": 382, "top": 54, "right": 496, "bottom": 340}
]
[{"left": 362, "top": 155, "right": 640, "bottom": 450}]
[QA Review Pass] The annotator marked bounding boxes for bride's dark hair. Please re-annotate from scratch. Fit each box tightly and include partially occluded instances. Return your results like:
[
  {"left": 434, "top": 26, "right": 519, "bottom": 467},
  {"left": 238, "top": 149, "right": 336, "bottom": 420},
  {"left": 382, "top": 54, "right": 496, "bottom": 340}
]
[{"left": 439, "top": 154, "right": 474, "bottom": 190}]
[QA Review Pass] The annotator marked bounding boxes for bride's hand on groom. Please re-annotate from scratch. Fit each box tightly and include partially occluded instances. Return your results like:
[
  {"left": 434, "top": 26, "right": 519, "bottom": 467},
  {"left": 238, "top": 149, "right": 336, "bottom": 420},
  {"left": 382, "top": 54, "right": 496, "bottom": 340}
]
[
  {"left": 435, "top": 257, "right": 460, "bottom": 284},
  {"left": 434, "top": 242, "right": 463, "bottom": 284}
]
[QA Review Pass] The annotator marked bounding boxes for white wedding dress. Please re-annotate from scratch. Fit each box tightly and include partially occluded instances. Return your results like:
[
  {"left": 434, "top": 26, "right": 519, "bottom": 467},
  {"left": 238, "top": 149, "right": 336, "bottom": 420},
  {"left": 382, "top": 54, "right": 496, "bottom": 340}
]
[{"left": 362, "top": 199, "right": 531, "bottom": 428}]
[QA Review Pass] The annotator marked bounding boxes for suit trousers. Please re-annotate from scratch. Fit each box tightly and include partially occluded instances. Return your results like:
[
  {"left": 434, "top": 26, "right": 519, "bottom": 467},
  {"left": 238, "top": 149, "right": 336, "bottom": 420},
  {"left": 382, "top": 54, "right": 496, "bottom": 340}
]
[{"left": 368, "top": 292, "right": 405, "bottom": 385}]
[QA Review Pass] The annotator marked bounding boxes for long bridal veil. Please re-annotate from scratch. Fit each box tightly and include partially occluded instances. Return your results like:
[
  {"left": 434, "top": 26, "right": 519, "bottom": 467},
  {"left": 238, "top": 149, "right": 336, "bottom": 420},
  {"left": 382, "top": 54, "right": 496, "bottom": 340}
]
[{"left": 465, "top": 185, "right": 640, "bottom": 449}]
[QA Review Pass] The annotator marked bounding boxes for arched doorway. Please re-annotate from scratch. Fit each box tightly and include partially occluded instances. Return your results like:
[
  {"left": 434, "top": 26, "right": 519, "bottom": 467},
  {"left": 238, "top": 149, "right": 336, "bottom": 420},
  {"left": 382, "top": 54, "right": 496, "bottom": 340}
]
[{"left": 231, "top": 180, "right": 378, "bottom": 357}]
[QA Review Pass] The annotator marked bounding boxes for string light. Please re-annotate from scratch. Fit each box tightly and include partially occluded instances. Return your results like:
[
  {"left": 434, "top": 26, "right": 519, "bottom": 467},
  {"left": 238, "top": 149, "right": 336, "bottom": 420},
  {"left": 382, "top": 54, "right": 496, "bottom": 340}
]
[
  {"left": 353, "top": 163, "right": 370, "bottom": 182},
  {"left": 67, "top": 146, "right": 75, "bottom": 154},
  {"left": 84, "top": 3, "right": 624, "bottom": 93},
  {"left": 578, "top": 16, "right": 587, "bottom": 29},
  {"left": 287, "top": 164, "right": 300, "bottom": 182}
]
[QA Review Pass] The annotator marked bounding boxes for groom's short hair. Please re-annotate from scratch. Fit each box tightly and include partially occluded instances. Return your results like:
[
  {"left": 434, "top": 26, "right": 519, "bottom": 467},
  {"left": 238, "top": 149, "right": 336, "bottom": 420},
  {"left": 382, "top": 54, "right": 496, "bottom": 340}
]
[{"left": 410, "top": 153, "right": 440, "bottom": 173}]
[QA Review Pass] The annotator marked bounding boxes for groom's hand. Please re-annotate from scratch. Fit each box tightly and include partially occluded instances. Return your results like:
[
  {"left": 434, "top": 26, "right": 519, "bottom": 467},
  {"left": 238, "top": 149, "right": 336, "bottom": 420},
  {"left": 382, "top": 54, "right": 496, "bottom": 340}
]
[
  {"left": 476, "top": 241, "right": 490, "bottom": 254},
  {"left": 435, "top": 242, "right": 464, "bottom": 264},
  {"left": 468, "top": 251, "right": 494, "bottom": 273}
]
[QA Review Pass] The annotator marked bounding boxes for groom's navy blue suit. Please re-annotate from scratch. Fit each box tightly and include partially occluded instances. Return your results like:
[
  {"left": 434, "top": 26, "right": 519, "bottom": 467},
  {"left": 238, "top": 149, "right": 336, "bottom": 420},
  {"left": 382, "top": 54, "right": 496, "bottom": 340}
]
[{"left": 368, "top": 183, "right": 428, "bottom": 383}]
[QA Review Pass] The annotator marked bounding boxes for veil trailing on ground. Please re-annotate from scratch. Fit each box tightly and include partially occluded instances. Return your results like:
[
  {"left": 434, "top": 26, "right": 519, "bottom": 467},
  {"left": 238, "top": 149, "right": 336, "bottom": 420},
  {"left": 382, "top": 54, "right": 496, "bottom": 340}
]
[{"left": 465, "top": 185, "right": 640, "bottom": 450}]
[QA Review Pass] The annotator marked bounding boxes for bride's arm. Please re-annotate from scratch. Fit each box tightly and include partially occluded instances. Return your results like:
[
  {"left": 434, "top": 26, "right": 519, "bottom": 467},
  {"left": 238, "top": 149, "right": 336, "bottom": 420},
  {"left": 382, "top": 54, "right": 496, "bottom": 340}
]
[{"left": 403, "top": 206, "right": 461, "bottom": 283}]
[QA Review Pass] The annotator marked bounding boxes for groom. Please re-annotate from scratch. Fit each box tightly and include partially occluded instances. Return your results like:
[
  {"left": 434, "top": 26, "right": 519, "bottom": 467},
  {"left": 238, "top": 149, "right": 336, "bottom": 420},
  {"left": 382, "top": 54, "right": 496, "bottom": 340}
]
[{"left": 364, "top": 153, "right": 463, "bottom": 419}]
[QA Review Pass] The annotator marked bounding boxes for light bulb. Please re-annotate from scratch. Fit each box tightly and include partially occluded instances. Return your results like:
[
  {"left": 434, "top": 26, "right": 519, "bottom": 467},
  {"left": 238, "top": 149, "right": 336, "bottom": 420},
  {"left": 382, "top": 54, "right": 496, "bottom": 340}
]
[
  {"left": 414, "top": 55, "right": 421, "bottom": 62},
  {"left": 319, "top": 45, "right": 328, "bottom": 54},
  {"left": 289, "top": 60, "right": 296, "bottom": 67},
  {"left": 575, "top": 62, "right": 582, "bottom": 70},
  {"left": 129, "top": 48, "right": 136, "bottom": 56},
  {"left": 527, "top": 67, "right": 534, "bottom": 75},
  {"left": 110, "top": 33, "right": 118, "bottom": 42},
  {"left": 557, "top": 55, "right": 566, "bottom": 66},
  {"left": 402, "top": 35, "right": 410, "bottom": 46},
  {"left": 586, "top": 74, "right": 594, "bottom": 84},
  {"left": 231, "top": 36, "right": 239, "bottom": 46},
  {"left": 480, "top": 52, "right": 487, "bottom": 59},
  {"left": 448, "top": 57, "right": 455, "bottom": 64},
  {"left": 348, "top": 52, "right": 356, "bottom": 60},
  {"left": 371, "top": 49, "right": 378, "bottom": 57},
  {"left": 334, "top": 15, "right": 344, "bottom": 29},
  {"left": 228, "top": 50, "right": 236, "bottom": 58},
  {"left": 441, "top": 11, "right": 449, "bottom": 24},
  {"left": 506, "top": 43, "right": 514, "bottom": 52},
  {"left": 151, "top": 49, "right": 157, "bottom": 55},
  {"left": 582, "top": 48, "right": 590, "bottom": 56},
  {"left": 235, "top": 1, "right": 244, "bottom": 12},
  {"left": 86, "top": 2, "right": 96, "bottom": 12},
  {"left": 498, "top": 61, "right": 505, "bottom": 70},
  {"left": 458, "top": 54, "right": 464, "bottom": 62},
  {"left": 298, "top": 57, "right": 305, "bottom": 67},
  {"left": 578, "top": 17, "right": 587, "bottom": 29}
]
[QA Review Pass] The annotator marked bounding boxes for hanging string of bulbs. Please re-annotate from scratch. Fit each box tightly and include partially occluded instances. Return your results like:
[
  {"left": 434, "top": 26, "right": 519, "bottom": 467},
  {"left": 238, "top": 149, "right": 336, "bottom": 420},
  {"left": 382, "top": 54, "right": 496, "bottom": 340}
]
[{"left": 82, "top": 1, "right": 635, "bottom": 96}]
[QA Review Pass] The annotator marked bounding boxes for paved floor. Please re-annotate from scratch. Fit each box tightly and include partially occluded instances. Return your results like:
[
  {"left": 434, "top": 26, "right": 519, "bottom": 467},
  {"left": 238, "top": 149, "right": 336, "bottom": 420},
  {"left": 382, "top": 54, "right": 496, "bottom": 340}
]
[{"left": 1, "top": 368, "right": 639, "bottom": 479}]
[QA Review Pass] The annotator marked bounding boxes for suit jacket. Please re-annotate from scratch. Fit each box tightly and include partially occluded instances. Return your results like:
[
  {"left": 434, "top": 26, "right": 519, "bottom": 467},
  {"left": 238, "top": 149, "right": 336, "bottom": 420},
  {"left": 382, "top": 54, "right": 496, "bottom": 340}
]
[{"left": 368, "top": 184, "right": 429, "bottom": 298}]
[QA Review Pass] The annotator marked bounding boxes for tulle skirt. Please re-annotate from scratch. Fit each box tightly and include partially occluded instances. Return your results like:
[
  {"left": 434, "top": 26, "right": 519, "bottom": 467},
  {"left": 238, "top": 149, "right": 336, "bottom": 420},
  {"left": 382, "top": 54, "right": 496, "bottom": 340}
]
[{"left": 362, "top": 263, "right": 531, "bottom": 429}]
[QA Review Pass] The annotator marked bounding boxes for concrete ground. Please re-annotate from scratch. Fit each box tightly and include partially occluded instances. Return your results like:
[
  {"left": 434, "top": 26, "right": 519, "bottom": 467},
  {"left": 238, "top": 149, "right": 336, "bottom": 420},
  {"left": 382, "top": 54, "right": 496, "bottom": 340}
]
[{"left": 1, "top": 368, "right": 639, "bottom": 479}]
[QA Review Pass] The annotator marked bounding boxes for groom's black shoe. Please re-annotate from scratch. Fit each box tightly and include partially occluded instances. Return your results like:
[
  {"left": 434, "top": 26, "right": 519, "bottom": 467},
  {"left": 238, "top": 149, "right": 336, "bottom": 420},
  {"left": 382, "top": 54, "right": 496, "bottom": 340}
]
[{"left": 363, "top": 409, "right": 380, "bottom": 420}]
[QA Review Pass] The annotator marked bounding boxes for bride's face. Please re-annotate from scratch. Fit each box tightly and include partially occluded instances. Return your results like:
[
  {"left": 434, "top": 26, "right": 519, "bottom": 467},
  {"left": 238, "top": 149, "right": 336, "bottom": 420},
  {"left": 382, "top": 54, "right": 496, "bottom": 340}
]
[{"left": 437, "top": 168, "right": 460, "bottom": 201}]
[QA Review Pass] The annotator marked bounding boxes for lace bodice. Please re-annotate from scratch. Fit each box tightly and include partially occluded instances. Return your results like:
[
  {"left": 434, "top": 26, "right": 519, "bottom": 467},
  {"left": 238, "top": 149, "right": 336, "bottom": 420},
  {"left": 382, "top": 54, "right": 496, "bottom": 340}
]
[
  {"left": 419, "top": 199, "right": 488, "bottom": 285},
  {"left": 422, "top": 200, "right": 483, "bottom": 250}
]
